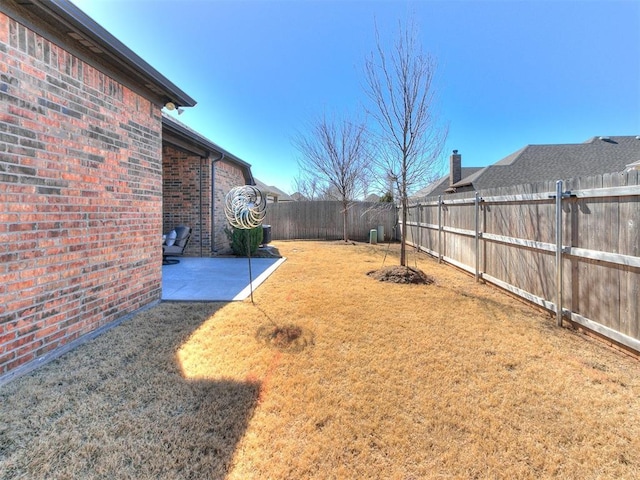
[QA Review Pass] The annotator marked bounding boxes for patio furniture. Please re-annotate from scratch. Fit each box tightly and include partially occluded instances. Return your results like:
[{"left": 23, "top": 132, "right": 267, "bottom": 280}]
[{"left": 162, "top": 225, "right": 191, "bottom": 265}]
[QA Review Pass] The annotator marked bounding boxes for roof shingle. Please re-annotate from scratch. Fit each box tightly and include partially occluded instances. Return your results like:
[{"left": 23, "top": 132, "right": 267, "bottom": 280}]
[{"left": 452, "top": 136, "right": 640, "bottom": 192}]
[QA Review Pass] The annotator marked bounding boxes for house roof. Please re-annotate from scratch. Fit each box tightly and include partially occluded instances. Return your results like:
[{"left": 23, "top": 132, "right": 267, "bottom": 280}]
[
  {"left": 2, "top": 0, "right": 196, "bottom": 108},
  {"left": 162, "top": 114, "right": 254, "bottom": 185},
  {"left": 254, "top": 178, "right": 294, "bottom": 201},
  {"left": 451, "top": 136, "right": 640, "bottom": 192},
  {"left": 291, "top": 192, "right": 307, "bottom": 201},
  {"left": 626, "top": 159, "right": 640, "bottom": 171},
  {"left": 411, "top": 167, "right": 483, "bottom": 199}
]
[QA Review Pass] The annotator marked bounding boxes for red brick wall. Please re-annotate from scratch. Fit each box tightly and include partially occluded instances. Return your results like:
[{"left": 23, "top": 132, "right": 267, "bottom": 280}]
[
  {"left": 162, "top": 145, "right": 211, "bottom": 256},
  {"left": 162, "top": 146, "right": 246, "bottom": 255},
  {"left": 0, "top": 13, "right": 163, "bottom": 377},
  {"left": 213, "top": 159, "right": 247, "bottom": 253}
]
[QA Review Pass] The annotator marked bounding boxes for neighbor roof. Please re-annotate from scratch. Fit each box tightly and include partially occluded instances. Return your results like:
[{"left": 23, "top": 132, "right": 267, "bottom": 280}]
[
  {"left": 2, "top": 0, "right": 196, "bottom": 108},
  {"left": 162, "top": 114, "right": 254, "bottom": 185},
  {"left": 254, "top": 178, "right": 294, "bottom": 201},
  {"left": 626, "top": 159, "right": 640, "bottom": 171},
  {"left": 452, "top": 136, "right": 640, "bottom": 192},
  {"left": 411, "top": 167, "right": 483, "bottom": 200}
]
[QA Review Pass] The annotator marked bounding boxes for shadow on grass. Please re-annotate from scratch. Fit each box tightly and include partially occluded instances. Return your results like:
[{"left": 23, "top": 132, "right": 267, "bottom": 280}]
[{"left": 0, "top": 302, "right": 258, "bottom": 480}]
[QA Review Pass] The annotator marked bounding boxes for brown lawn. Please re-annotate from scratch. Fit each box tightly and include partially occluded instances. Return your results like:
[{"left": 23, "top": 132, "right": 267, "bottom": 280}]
[{"left": 1, "top": 240, "right": 640, "bottom": 479}]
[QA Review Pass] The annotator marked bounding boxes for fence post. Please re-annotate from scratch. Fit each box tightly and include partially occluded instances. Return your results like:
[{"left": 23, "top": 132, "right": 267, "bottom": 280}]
[
  {"left": 555, "top": 180, "right": 563, "bottom": 327},
  {"left": 417, "top": 203, "right": 422, "bottom": 251},
  {"left": 475, "top": 191, "right": 480, "bottom": 282},
  {"left": 438, "top": 195, "right": 443, "bottom": 264}
]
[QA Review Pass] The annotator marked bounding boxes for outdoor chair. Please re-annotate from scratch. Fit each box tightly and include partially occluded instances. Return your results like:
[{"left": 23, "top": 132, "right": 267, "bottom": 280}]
[{"left": 162, "top": 225, "right": 191, "bottom": 265}]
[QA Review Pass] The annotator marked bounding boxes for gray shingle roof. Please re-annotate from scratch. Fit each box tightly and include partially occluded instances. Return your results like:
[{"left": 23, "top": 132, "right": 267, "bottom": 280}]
[
  {"left": 411, "top": 167, "right": 483, "bottom": 200},
  {"left": 254, "top": 178, "right": 293, "bottom": 202},
  {"left": 452, "top": 136, "right": 640, "bottom": 191}
]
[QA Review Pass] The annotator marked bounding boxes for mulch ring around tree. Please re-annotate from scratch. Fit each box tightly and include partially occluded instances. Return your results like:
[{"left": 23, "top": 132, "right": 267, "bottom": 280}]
[{"left": 367, "top": 266, "right": 435, "bottom": 285}]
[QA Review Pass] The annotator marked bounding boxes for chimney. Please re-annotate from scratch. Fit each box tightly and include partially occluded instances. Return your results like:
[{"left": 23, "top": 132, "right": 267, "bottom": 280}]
[{"left": 450, "top": 149, "right": 462, "bottom": 186}]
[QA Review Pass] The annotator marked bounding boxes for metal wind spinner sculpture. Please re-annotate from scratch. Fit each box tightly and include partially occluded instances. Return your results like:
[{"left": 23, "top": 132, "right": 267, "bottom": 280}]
[
  {"left": 224, "top": 185, "right": 267, "bottom": 229},
  {"left": 224, "top": 185, "right": 267, "bottom": 303}
]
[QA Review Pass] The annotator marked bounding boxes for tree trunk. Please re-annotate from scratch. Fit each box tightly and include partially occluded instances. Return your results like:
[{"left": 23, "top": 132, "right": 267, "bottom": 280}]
[
  {"left": 400, "top": 196, "right": 407, "bottom": 266},
  {"left": 400, "top": 165, "right": 408, "bottom": 266},
  {"left": 342, "top": 199, "right": 349, "bottom": 242}
]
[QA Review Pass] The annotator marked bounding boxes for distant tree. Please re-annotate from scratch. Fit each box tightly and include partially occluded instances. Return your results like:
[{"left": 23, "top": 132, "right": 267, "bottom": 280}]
[
  {"left": 292, "top": 174, "right": 322, "bottom": 201},
  {"left": 293, "top": 114, "right": 369, "bottom": 241},
  {"left": 379, "top": 191, "right": 394, "bottom": 203},
  {"left": 364, "top": 19, "right": 447, "bottom": 266}
]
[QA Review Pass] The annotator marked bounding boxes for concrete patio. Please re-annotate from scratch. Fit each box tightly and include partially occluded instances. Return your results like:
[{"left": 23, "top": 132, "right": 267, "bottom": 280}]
[{"left": 161, "top": 256, "right": 286, "bottom": 301}]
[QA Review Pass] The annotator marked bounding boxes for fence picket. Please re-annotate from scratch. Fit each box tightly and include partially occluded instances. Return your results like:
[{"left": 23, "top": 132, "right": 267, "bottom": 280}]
[
  {"left": 264, "top": 201, "right": 397, "bottom": 243},
  {"left": 405, "top": 172, "right": 640, "bottom": 353}
]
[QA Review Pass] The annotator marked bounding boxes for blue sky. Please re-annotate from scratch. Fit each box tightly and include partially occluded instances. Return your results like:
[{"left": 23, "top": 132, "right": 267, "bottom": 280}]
[{"left": 69, "top": 0, "right": 640, "bottom": 194}]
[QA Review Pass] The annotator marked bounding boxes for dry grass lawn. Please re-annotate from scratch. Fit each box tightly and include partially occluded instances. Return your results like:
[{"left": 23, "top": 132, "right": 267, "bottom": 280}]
[{"left": 2, "top": 240, "right": 640, "bottom": 479}]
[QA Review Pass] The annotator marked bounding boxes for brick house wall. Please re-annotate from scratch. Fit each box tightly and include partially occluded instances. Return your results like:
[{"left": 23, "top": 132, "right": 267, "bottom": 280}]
[
  {"left": 162, "top": 144, "right": 247, "bottom": 256},
  {"left": 162, "top": 144, "right": 211, "bottom": 256},
  {"left": 212, "top": 159, "right": 247, "bottom": 254},
  {"left": 0, "top": 12, "right": 164, "bottom": 377}
]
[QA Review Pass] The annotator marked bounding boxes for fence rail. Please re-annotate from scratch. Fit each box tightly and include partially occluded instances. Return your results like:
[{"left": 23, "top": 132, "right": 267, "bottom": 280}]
[
  {"left": 264, "top": 201, "right": 398, "bottom": 242},
  {"left": 405, "top": 171, "right": 640, "bottom": 353}
]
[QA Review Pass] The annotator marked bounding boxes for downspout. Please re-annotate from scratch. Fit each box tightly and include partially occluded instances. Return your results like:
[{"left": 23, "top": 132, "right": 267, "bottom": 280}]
[
  {"left": 199, "top": 155, "right": 204, "bottom": 257},
  {"left": 211, "top": 152, "right": 225, "bottom": 254}
]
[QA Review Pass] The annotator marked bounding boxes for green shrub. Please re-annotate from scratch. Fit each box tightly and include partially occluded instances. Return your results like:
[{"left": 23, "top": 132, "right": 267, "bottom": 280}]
[
  {"left": 380, "top": 191, "right": 394, "bottom": 203},
  {"left": 226, "top": 225, "right": 263, "bottom": 256}
]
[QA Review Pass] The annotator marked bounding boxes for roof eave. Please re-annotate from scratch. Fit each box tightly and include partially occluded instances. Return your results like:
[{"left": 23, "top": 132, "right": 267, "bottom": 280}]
[
  {"left": 626, "top": 161, "right": 640, "bottom": 172},
  {"left": 17, "top": 0, "right": 196, "bottom": 108},
  {"left": 450, "top": 181, "right": 473, "bottom": 189},
  {"left": 162, "top": 116, "right": 254, "bottom": 185}
]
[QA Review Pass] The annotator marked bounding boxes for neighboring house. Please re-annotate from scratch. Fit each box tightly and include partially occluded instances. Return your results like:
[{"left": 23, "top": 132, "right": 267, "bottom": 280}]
[
  {"left": 412, "top": 150, "right": 482, "bottom": 199},
  {"left": 162, "top": 114, "right": 254, "bottom": 256},
  {"left": 253, "top": 178, "right": 294, "bottom": 203},
  {"left": 626, "top": 159, "right": 640, "bottom": 172},
  {"left": 414, "top": 136, "right": 640, "bottom": 200},
  {"left": 291, "top": 192, "right": 308, "bottom": 201},
  {"left": 0, "top": 0, "right": 197, "bottom": 380}
]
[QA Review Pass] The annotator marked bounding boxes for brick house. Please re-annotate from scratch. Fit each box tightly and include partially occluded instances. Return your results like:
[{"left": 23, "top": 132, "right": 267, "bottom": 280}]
[
  {"left": 0, "top": 0, "right": 197, "bottom": 381},
  {"left": 162, "top": 114, "right": 254, "bottom": 256}
]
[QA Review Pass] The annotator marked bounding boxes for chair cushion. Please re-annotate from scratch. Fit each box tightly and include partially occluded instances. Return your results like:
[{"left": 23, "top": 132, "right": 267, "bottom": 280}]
[
  {"left": 165, "top": 230, "right": 177, "bottom": 246},
  {"left": 163, "top": 244, "right": 183, "bottom": 255},
  {"left": 174, "top": 226, "right": 190, "bottom": 247}
]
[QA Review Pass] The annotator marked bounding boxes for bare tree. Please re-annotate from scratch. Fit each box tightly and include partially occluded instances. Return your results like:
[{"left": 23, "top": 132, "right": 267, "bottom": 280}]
[
  {"left": 364, "top": 19, "right": 447, "bottom": 266},
  {"left": 291, "top": 174, "right": 322, "bottom": 201},
  {"left": 293, "top": 114, "right": 369, "bottom": 241}
]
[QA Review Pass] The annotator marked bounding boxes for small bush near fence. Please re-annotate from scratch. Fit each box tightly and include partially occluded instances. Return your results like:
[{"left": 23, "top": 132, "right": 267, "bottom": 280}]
[{"left": 226, "top": 226, "right": 263, "bottom": 256}]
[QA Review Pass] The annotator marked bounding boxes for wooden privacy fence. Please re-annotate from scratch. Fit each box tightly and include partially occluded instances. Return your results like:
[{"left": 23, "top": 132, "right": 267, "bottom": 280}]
[
  {"left": 264, "top": 201, "right": 398, "bottom": 242},
  {"left": 405, "top": 171, "right": 640, "bottom": 353}
]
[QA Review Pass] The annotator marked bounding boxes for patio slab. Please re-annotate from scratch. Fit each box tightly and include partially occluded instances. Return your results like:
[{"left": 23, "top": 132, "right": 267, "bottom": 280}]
[{"left": 161, "top": 256, "right": 286, "bottom": 301}]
